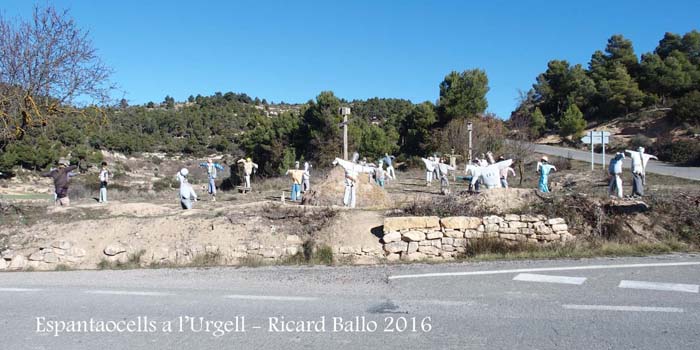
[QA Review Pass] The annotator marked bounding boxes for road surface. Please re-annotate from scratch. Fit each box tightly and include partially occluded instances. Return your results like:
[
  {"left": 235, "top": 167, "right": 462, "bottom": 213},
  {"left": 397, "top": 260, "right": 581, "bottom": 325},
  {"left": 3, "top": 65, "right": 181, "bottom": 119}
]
[
  {"left": 2, "top": 254, "right": 700, "bottom": 349},
  {"left": 532, "top": 143, "right": 700, "bottom": 181}
]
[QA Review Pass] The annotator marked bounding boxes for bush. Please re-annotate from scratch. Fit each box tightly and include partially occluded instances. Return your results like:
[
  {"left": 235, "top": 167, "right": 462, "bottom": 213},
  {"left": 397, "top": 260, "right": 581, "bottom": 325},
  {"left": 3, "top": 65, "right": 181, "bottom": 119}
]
[
  {"left": 672, "top": 90, "right": 700, "bottom": 124},
  {"left": 629, "top": 134, "right": 653, "bottom": 149},
  {"left": 558, "top": 105, "right": 586, "bottom": 138},
  {"left": 654, "top": 138, "right": 700, "bottom": 165}
]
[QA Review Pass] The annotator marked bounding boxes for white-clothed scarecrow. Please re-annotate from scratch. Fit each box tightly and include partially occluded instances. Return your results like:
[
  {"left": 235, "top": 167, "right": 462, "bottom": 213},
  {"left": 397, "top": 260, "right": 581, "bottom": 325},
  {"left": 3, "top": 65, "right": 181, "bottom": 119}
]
[
  {"left": 332, "top": 157, "right": 375, "bottom": 208},
  {"left": 471, "top": 159, "right": 514, "bottom": 190},
  {"left": 382, "top": 153, "right": 396, "bottom": 180},
  {"left": 608, "top": 152, "right": 625, "bottom": 198},
  {"left": 625, "top": 147, "right": 657, "bottom": 197},
  {"left": 434, "top": 158, "right": 455, "bottom": 195},
  {"left": 176, "top": 168, "right": 198, "bottom": 209},
  {"left": 465, "top": 160, "right": 483, "bottom": 192},
  {"left": 237, "top": 158, "right": 258, "bottom": 189},
  {"left": 421, "top": 157, "right": 437, "bottom": 186},
  {"left": 199, "top": 158, "right": 225, "bottom": 201},
  {"left": 302, "top": 161, "right": 312, "bottom": 193}
]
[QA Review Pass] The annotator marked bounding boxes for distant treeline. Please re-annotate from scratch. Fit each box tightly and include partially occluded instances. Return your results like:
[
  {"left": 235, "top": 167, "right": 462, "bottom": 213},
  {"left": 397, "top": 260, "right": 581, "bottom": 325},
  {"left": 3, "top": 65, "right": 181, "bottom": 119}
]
[{"left": 0, "top": 69, "right": 506, "bottom": 176}]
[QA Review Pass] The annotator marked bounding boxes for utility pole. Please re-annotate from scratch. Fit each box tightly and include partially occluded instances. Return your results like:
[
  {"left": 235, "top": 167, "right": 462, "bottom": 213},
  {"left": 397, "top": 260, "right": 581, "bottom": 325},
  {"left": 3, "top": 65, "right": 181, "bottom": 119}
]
[
  {"left": 340, "top": 107, "right": 351, "bottom": 160},
  {"left": 467, "top": 122, "right": 473, "bottom": 164}
]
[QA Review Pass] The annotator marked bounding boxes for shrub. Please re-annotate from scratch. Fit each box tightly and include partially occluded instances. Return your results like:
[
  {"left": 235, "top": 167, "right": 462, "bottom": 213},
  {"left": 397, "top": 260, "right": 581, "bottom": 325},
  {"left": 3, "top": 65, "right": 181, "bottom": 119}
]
[
  {"left": 672, "top": 90, "right": 700, "bottom": 124},
  {"left": 654, "top": 138, "right": 700, "bottom": 165},
  {"left": 558, "top": 105, "right": 586, "bottom": 138},
  {"left": 629, "top": 134, "right": 653, "bottom": 149}
]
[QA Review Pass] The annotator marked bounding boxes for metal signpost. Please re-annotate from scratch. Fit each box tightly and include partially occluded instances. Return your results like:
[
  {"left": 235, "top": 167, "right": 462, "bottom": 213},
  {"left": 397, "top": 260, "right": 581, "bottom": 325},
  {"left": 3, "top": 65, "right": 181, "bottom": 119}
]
[{"left": 581, "top": 130, "right": 611, "bottom": 170}]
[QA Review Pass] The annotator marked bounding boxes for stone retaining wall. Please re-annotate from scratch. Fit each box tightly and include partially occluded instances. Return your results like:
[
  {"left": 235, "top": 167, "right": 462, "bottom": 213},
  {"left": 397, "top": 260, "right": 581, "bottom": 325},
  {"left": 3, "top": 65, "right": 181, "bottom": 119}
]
[
  {"left": 0, "top": 234, "right": 385, "bottom": 271},
  {"left": 382, "top": 215, "right": 574, "bottom": 261}
]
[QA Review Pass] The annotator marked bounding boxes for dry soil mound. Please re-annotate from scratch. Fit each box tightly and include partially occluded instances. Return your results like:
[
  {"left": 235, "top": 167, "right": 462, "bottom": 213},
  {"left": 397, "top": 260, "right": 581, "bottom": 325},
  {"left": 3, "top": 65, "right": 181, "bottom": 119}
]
[
  {"left": 303, "top": 167, "right": 394, "bottom": 208},
  {"left": 472, "top": 188, "right": 541, "bottom": 214}
]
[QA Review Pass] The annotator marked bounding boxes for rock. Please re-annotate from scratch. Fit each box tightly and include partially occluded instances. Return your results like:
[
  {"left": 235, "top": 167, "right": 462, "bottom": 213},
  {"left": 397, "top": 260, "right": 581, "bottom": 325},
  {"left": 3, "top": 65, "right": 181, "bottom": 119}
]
[
  {"left": 28, "top": 251, "right": 44, "bottom": 261},
  {"left": 407, "top": 242, "right": 419, "bottom": 253},
  {"left": 551, "top": 224, "right": 569, "bottom": 232},
  {"left": 402, "top": 231, "right": 426, "bottom": 242},
  {"left": 441, "top": 216, "right": 482, "bottom": 230},
  {"left": 418, "top": 240, "right": 431, "bottom": 246},
  {"left": 418, "top": 246, "right": 440, "bottom": 256},
  {"left": 384, "top": 241, "right": 408, "bottom": 254},
  {"left": 482, "top": 216, "right": 504, "bottom": 225},
  {"left": 606, "top": 200, "right": 649, "bottom": 214},
  {"left": 286, "top": 235, "right": 303, "bottom": 245},
  {"left": 339, "top": 246, "right": 354, "bottom": 254},
  {"left": 504, "top": 214, "right": 521, "bottom": 222},
  {"left": 442, "top": 245, "right": 455, "bottom": 252},
  {"left": 2, "top": 250, "right": 15, "bottom": 260},
  {"left": 384, "top": 216, "right": 440, "bottom": 232},
  {"left": 404, "top": 252, "right": 426, "bottom": 262},
  {"left": 519, "top": 228, "right": 535, "bottom": 235},
  {"left": 426, "top": 231, "right": 442, "bottom": 240},
  {"left": 536, "top": 215, "right": 548, "bottom": 221},
  {"left": 520, "top": 215, "right": 540, "bottom": 222},
  {"left": 500, "top": 234, "right": 518, "bottom": 241},
  {"left": 509, "top": 222, "right": 528, "bottom": 229},
  {"left": 261, "top": 248, "right": 278, "bottom": 259},
  {"left": 43, "top": 253, "right": 59, "bottom": 264},
  {"left": 424, "top": 216, "right": 440, "bottom": 229},
  {"left": 104, "top": 243, "right": 127, "bottom": 256},
  {"left": 385, "top": 253, "right": 400, "bottom": 262},
  {"left": 464, "top": 230, "right": 482, "bottom": 239},
  {"left": 285, "top": 246, "right": 299, "bottom": 255},
  {"left": 547, "top": 218, "right": 566, "bottom": 225},
  {"left": 453, "top": 238, "right": 467, "bottom": 247},
  {"left": 441, "top": 237, "right": 454, "bottom": 246},
  {"left": 498, "top": 227, "right": 519, "bottom": 234},
  {"left": 382, "top": 231, "right": 402, "bottom": 243},
  {"left": 443, "top": 230, "right": 464, "bottom": 238},
  {"left": 51, "top": 240, "right": 72, "bottom": 250},
  {"left": 68, "top": 247, "right": 86, "bottom": 257},
  {"left": 0, "top": 258, "right": 7, "bottom": 270},
  {"left": 361, "top": 246, "right": 378, "bottom": 254},
  {"left": 430, "top": 239, "right": 442, "bottom": 247},
  {"left": 205, "top": 245, "right": 219, "bottom": 254},
  {"left": 9, "top": 255, "right": 27, "bottom": 270},
  {"left": 484, "top": 224, "right": 500, "bottom": 232}
]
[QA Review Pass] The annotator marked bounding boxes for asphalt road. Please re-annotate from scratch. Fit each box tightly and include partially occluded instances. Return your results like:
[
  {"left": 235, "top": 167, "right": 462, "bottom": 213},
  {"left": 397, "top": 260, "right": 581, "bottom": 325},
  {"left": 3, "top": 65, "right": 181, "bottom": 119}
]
[
  {"left": 531, "top": 143, "right": 700, "bottom": 181},
  {"left": 2, "top": 255, "right": 700, "bottom": 349}
]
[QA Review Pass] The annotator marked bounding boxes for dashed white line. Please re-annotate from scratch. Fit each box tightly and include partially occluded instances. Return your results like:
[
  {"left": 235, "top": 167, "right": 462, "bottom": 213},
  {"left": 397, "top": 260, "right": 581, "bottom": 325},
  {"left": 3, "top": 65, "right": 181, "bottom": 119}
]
[
  {"left": 388, "top": 261, "right": 700, "bottom": 280},
  {"left": 85, "top": 290, "right": 173, "bottom": 296},
  {"left": 513, "top": 273, "right": 587, "bottom": 285},
  {"left": 224, "top": 294, "right": 317, "bottom": 302},
  {"left": 0, "top": 288, "right": 42, "bottom": 292},
  {"left": 562, "top": 304, "right": 684, "bottom": 313},
  {"left": 619, "top": 280, "right": 699, "bottom": 293}
]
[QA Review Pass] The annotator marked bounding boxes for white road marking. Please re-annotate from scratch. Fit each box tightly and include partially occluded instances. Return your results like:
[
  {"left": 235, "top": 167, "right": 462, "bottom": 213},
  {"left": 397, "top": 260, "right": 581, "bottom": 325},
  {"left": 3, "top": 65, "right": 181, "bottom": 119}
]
[
  {"left": 224, "top": 294, "right": 317, "bottom": 301},
  {"left": 619, "top": 280, "right": 699, "bottom": 293},
  {"left": 388, "top": 261, "right": 700, "bottom": 280},
  {"left": 562, "top": 304, "right": 684, "bottom": 313},
  {"left": 85, "top": 290, "right": 173, "bottom": 296},
  {"left": 513, "top": 273, "right": 586, "bottom": 285},
  {"left": 0, "top": 288, "right": 42, "bottom": 292},
  {"left": 403, "top": 299, "right": 475, "bottom": 306}
]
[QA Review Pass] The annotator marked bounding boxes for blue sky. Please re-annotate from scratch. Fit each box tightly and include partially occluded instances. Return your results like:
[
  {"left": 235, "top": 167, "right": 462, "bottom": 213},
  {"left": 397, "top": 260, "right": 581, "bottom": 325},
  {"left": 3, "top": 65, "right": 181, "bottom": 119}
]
[{"left": 3, "top": 0, "right": 699, "bottom": 118}]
